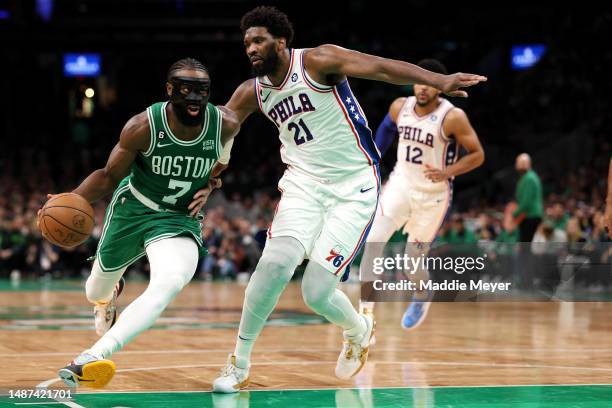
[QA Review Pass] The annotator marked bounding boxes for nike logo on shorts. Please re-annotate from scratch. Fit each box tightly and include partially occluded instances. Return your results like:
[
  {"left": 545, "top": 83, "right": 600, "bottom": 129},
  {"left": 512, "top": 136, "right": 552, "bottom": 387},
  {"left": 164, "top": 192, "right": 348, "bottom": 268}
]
[{"left": 360, "top": 186, "right": 375, "bottom": 193}]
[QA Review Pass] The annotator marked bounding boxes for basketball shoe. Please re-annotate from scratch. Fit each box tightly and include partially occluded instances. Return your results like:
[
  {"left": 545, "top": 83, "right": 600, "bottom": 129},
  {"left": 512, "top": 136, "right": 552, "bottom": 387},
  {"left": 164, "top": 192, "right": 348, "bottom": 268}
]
[
  {"left": 401, "top": 289, "right": 433, "bottom": 330},
  {"left": 94, "top": 277, "right": 125, "bottom": 336},
  {"left": 335, "top": 313, "right": 375, "bottom": 379},
  {"left": 212, "top": 354, "right": 250, "bottom": 393},
  {"left": 359, "top": 302, "right": 377, "bottom": 345},
  {"left": 58, "top": 352, "right": 116, "bottom": 388}
]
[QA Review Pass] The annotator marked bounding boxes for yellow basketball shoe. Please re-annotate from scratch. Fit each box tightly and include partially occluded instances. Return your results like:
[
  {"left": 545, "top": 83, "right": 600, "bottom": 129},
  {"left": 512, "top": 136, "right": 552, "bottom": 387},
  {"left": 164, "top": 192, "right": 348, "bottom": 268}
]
[
  {"left": 335, "top": 313, "right": 375, "bottom": 380},
  {"left": 212, "top": 354, "right": 250, "bottom": 393},
  {"left": 58, "top": 352, "right": 116, "bottom": 388}
]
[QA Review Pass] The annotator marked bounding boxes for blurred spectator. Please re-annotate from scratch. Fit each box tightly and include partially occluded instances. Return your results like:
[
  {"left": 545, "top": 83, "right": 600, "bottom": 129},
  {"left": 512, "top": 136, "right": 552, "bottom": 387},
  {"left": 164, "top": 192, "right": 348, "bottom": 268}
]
[
  {"left": 531, "top": 221, "right": 568, "bottom": 255},
  {"left": 440, "top": 215, "right": 477, "bottom": 244},
  {"left": 546, "top": 202, "right": 569, "bottom": 231},
  {"left": 513, "top": 153, "right": 544, "bottom": 242}
]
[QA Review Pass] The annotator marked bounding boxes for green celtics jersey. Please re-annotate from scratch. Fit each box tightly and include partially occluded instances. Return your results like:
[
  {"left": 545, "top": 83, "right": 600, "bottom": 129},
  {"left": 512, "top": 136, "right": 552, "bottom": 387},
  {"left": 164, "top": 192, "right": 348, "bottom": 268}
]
[{"left": 128, "top": 101, "right": 223, "bottom": 213}]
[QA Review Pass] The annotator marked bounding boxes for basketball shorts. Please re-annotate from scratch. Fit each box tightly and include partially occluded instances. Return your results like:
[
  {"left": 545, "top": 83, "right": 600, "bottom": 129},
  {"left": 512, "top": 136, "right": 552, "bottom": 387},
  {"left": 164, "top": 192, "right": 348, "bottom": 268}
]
[
  {"left": 95, "top": 179, "right": 205, "bottom": 272},
  {"left": 267, "top": 166, "right": 380, "bottom": 276},
  {"left": 378, "top": 172, "right": 451, "bottom": 243}
]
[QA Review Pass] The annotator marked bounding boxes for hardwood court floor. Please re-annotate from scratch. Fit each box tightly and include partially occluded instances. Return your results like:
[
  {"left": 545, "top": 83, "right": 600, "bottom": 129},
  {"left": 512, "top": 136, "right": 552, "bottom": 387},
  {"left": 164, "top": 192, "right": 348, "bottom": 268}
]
[{"left": 0, "top": 279, "right": 611, "bottom": 407}]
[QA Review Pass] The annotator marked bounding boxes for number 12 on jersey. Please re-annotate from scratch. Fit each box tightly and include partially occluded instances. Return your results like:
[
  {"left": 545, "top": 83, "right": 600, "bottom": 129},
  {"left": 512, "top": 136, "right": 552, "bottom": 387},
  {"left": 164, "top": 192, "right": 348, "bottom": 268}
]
[
  {"left": 289, "top": 119, "right": 315, "bottom": 146},
  {"left": 406, "top": 145, "right": 423, "bottom": 164}
]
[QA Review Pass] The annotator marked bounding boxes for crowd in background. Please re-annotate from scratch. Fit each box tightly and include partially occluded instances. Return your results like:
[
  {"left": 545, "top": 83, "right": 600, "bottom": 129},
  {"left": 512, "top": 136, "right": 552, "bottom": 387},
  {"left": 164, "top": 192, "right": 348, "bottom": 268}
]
[{"left": 0, "top": 146, "right": 609, "bottom": 285}]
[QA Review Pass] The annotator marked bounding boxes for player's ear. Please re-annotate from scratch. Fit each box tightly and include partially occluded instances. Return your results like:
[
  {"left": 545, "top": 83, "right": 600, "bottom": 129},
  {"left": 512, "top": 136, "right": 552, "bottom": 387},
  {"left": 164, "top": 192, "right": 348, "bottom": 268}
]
[
  {"left": 166, "top": 82, "right": 172, "bottom": 98},
  {"left": 277, "top": 37, "right": 287, "bottom": 52}
]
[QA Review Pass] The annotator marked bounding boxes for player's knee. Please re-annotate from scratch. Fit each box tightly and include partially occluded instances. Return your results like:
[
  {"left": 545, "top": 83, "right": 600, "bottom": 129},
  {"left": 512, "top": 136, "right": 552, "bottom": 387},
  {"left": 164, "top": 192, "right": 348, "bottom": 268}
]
[
  {"left": 159, "top": 273, "right": 189, "bottom": 297},
  {"left": 301, "top": 279, "right": 331, "bottom": 312},
  {"left": 256, "top": 251, "right": 294, "bottom": 283}
]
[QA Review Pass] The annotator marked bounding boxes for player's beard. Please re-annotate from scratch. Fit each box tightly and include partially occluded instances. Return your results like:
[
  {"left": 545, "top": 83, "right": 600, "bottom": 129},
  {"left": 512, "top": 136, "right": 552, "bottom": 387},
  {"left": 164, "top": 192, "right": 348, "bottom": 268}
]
[{"left": 252, "top": 51, "right": 279, "bottom": 77}]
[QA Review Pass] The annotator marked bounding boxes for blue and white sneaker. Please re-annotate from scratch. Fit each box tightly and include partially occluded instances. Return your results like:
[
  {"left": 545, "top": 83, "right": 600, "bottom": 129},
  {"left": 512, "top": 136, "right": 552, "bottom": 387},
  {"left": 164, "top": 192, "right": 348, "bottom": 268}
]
[{"left": 401, "top": 290, "right": 433, "bottom": 330}]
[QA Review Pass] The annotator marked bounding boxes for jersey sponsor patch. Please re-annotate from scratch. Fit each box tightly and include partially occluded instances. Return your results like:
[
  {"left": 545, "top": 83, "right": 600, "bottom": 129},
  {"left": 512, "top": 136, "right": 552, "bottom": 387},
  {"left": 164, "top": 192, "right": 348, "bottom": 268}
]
[{"left": 202, "top": 140, "right": 215, "bottom": 151}]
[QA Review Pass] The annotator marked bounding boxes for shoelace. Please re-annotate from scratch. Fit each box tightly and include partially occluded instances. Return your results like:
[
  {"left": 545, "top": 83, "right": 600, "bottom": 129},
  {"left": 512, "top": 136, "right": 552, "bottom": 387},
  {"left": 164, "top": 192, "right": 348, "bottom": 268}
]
[
  {"left": 342, "top": 340, "right": 358, "bottom": 360},
  {"left": 220, "top": 363, "right": 240, "bottom": 378}
]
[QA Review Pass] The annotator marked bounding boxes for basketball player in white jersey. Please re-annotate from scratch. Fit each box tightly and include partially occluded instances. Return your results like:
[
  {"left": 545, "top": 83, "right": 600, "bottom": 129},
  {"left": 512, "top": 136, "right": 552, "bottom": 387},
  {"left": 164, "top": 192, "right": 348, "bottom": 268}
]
[
  {"left": 359, "top": 59, "right": 485, "bottom": 331},
  {"left": 191, "top": 7, "right": 486, "bottom": 392}
]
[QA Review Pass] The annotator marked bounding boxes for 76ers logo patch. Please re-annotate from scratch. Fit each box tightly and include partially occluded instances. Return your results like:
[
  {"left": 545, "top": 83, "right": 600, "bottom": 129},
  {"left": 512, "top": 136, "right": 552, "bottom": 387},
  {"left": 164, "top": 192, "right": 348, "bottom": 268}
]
[{"left": 325, "top": 245, "right": 345, "bottom": 268}]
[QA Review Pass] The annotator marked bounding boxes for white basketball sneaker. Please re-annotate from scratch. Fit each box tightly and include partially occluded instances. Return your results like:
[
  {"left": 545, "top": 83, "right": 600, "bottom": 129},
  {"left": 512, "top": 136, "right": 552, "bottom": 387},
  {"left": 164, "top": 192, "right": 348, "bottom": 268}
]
[
  {"left": 335, "top": 314, "right": 375, "bottom": 380},
  {"left": 359, "top": 302, "right": 377, "bottom": 345},
  {"left": 212, "top": 354, "right": 250, "bottom": 393},
  {"left": 94, "top": 277, "right": 125, "bottom": 336}
]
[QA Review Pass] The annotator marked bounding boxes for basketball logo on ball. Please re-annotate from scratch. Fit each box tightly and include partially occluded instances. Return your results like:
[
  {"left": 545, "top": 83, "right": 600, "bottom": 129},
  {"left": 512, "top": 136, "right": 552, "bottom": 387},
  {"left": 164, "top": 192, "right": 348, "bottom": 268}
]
[{"left": 72, "top": 214, "right": 86, "bottom": 229}]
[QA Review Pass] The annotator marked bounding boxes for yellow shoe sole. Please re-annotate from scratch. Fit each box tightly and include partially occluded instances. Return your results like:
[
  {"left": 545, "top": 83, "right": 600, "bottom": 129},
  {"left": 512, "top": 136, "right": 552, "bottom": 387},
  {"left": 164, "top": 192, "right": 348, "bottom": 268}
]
[{"left": 59, "top": 360, "right": 116, "bottom": 389}]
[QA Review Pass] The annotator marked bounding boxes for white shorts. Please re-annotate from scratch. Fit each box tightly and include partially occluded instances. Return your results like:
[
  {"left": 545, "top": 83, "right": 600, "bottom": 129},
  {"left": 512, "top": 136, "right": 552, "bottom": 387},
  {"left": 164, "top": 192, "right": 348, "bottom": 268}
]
[
  {"left": 268, "top": 166, "right": 380, "bottom": 275},
  {"left": 377, "top": 172, "right": 451, "bottom": 243}
]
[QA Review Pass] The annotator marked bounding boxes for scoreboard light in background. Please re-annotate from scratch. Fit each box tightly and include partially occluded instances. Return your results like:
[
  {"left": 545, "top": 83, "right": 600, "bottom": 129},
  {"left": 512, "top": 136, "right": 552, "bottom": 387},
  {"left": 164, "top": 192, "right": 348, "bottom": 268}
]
[
  {"left": 511, "top": 44, "right": 546, "bottom": 70},
  {"left": 63, "top": 54, "right": 101, "bottom": 77}
]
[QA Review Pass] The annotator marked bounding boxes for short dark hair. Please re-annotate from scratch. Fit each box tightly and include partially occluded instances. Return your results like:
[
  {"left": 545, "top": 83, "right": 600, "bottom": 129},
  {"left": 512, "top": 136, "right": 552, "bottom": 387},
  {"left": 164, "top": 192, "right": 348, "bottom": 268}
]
[
  {"left": 167, "top": 58, "right": 208, "bottom": 80},
  {"left": 417, "top": 59, "right": 448, "bottom": 75},
  {"left": 240, "top": 6, "right": 294, "bottom": 46}
]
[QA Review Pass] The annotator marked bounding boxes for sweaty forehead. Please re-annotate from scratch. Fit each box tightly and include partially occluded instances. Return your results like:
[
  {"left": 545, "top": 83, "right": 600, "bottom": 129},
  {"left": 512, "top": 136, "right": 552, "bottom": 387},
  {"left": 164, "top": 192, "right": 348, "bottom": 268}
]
[
  {"left": 172, "top": 69, "right": 209, "bottom": 81},
  {"left": 244, "top": 26, "right": 272, "bottom": 41}
]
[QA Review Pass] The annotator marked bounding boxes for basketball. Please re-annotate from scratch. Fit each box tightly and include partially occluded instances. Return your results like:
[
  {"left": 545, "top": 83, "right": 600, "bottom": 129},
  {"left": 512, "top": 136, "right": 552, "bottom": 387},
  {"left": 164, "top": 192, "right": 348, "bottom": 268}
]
[{"left": 38, "top": 193, "right": 95, "bottom": 248}]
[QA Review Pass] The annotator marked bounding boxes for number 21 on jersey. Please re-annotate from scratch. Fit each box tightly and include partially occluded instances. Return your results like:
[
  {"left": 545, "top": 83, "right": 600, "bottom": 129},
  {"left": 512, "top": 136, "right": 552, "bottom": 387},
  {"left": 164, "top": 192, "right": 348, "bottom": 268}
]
[{"left": 289, "top": 119, "right": 315, "bottom": 146}]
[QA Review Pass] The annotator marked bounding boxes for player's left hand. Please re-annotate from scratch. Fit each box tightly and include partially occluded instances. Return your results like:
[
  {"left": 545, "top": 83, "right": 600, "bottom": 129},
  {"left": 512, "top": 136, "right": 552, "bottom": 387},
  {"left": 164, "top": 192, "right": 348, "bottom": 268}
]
[
  {"left": 188, "top": 178, "right": 222, "bottom": 217},
  {"left": 439, "top": 73, "right": 487, "bottom": 98},
  {"left": 423, "top": 164, "right": 450, "bottom": 182}
]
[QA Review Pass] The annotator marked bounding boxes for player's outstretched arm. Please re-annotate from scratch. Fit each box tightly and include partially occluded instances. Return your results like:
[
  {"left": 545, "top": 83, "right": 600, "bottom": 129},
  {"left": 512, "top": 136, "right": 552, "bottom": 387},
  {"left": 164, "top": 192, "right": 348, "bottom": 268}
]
[
  {"left": 188, "top": 106, "right": 241, "bottom": 217},
  {"left": 72, "top": 112, "right": 150, "bottom": 203},
  {"left": 423, "top": 108, "right": 485, "bottom": 182},
  {"left": 305, "top": 44, "right": 487, "bottom": 97},
  {"left": 226, "top": 79, "right": 259, "bottom": 124},
  {"left": 207, "top": 79, "right": 258, "bottom": 179}
]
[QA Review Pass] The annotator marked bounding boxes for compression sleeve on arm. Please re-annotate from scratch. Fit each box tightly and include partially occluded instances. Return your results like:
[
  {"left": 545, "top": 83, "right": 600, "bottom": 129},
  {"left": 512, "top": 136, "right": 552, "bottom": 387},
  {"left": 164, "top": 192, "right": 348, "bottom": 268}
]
[
  {"left": 218, "top": 138, "right": 234, "bottom": 165},
  {"left": 374, "top": 114, "right": 397, "bottom": 156}
]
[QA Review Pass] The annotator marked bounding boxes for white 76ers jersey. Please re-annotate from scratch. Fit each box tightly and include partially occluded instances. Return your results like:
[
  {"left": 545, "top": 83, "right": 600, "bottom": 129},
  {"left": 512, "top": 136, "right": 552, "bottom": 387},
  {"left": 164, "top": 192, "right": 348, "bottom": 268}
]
[
  {"left": 392, "top": 96, "right": 458, "bottom": 192},
  {"left": 255, "top": 49, "right": 380, "bottom": 181}
]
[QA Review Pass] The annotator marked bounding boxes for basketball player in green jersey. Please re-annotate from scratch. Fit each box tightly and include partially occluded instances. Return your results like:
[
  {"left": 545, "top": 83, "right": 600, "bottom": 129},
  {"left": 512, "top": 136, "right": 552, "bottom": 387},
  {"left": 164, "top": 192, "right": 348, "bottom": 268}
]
[
  {"left": 53, "top": 58, "right": 240, "bottom": 388},
  {"left": 207, "top": 6, "right": 487, "bottom": 392}
]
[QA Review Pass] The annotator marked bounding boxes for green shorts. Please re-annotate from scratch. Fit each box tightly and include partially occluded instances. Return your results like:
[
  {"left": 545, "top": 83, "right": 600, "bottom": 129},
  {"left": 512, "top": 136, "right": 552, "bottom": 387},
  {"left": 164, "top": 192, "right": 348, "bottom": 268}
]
[{"left": 95, "top": 180, "right": 206, "bottom": 272}]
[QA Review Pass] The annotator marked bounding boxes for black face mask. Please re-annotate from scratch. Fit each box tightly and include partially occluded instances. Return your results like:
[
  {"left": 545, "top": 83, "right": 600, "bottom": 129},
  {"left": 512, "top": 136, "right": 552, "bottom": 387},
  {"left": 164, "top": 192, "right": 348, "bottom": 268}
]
[{"left": 168, "top": 76, "right": 211, "bottom": 127}]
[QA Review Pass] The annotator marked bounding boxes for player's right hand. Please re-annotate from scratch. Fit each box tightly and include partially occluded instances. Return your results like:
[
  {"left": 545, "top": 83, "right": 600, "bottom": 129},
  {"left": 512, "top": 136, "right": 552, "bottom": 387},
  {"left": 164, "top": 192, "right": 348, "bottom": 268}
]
[{"left": 440, "top": 73, "right": 487, "bottom": 97}]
